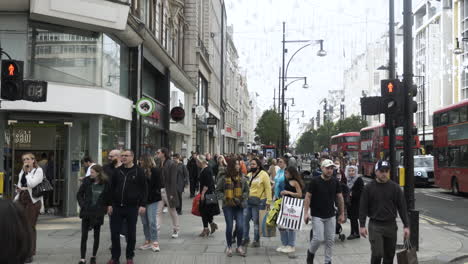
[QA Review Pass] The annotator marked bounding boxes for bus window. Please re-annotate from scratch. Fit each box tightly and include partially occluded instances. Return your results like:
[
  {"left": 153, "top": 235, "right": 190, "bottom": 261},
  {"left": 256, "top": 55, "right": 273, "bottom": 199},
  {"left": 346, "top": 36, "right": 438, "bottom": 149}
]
[
  {"left": 460, "top": 106, "right": 467, "bottom": 123},
  {"left": 436, "top": 148, "right": 448, "bottom": 168},
  {"left": 440, "top": 112, "right": 449, "bottom": 126},
  {"left": 434, "top": 114, "right": 439, "bottom": 127},
  {"left": 449, "top": 109, "right": 460, "bottom": 124},
  {"left": 461, "top": 145, "right": 468, "bottom": 167}
]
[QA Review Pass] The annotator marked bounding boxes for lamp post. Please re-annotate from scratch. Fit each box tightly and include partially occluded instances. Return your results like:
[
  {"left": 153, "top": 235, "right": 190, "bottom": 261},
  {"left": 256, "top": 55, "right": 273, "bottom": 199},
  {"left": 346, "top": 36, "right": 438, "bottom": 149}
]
[{"left": 281, "top": 21, "right": 326, "bottom": 156}]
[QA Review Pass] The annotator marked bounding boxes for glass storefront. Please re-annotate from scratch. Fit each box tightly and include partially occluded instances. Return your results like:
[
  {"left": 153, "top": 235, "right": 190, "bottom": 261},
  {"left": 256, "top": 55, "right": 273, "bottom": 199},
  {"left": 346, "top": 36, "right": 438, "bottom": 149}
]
[
  {"left": 101, "top": 116, "right": 128, "bottom": 164},
  {"left": 28, "top": 24, "right": 130, "bottom": 97},
  {"left": 141, "top": 126, "right": 162, "bottom": 156}
]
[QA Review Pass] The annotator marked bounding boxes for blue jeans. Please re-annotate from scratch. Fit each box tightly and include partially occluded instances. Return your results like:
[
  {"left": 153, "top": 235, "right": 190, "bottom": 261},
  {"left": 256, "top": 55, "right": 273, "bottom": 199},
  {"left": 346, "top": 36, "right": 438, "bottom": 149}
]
[
  {"left": 279, "top": 229, "right": 296, "bottom": 247},
  {"left": 223, "top": 206, "right": 244, "bottom": 248},
  {"left": 243, "top": 204, "right": 263, "bottom": 242},
  {"left": 140, "top": 202, "right": 158, "bottom": 242}
]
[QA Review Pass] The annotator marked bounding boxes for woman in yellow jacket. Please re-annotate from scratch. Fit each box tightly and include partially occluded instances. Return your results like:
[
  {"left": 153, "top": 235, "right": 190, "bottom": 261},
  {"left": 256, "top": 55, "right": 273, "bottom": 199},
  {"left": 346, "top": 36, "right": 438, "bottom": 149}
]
[{"left": 242, "top": 158, "right": 272, "bottom": 248}]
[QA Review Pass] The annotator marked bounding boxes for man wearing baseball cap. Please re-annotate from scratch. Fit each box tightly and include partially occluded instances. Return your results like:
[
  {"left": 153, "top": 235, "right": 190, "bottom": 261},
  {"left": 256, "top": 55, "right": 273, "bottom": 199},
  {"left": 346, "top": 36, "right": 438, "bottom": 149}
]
[
  {"left": 304, "top": 159, "right": 345, "bottom": 264},
  {"left": 359, "top": 160, "right": 410, "bottom": 264}
]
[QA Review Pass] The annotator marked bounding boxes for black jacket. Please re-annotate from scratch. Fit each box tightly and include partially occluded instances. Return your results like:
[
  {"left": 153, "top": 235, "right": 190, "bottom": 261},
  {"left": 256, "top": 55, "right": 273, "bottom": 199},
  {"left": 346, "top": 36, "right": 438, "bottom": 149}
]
[
  {"left": 146, "top": 167, "right": 162, "bottom": 204},
  {"left": 77, "top": 177, "right": 110, "bottom": 220},
  {"left": 103, "top": 162, "right": 118, "bottom": 182},
  {"left": 110, "top": 165, "right": 147, "bottom": 207},
  {"left": 176, "top": 163, "right": 189, "bottom": 193},
  {"left": 348, "top": 177, "right": 364, "bottom": 219},
  {"left": 187, "top": 157, "right": 199, "bottom": 179}
]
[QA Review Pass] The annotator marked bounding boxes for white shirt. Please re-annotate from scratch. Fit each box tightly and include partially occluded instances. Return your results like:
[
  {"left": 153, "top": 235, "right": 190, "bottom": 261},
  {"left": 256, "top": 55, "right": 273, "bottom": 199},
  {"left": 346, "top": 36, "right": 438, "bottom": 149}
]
[{"left": 15, "top": 167, "right": 45, "bottom": 212}]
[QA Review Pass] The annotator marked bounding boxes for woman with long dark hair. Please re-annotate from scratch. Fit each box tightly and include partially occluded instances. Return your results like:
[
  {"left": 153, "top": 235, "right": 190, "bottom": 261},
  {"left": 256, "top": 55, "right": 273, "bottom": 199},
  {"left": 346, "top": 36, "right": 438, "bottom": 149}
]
[
  {"left": 14, "top": 152, "right": 44, "bottom": 263},
  {"left": 0, "top": 198, "right": 32, "bottom": 264},
  {"left": 277, "top": 166, "right": 304, "bottom": 254},
  {"left": 138, "top": 153, "right": 161, "bottom": 252},
  {"left": 197, "top": 155, "right": 219, "bottom": 237},
  {"left": 216, "top": 158, "right": 248, "bottom": 257},
  {"left": 76, "top": 164, "right": 110, "bottom": 264}
]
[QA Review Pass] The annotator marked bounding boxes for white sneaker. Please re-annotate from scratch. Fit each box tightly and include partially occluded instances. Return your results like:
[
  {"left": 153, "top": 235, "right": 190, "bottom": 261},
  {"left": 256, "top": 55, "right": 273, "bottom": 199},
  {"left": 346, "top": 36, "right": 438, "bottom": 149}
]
[
  {"left": 171, "top": 230, "right": 179, "bottom": 238},
  {"left": 151, "top": 242, "right": 160, "bottom": 252},
  {"left": 283, "top": 246, "right": 296, "bottom": 253},
  {"left": 138, "top": 243, "right": 151, "bottom": 250},
  {"left": 163, "top": 207, "right": 168, "bottom": 213},
  {"left": 276, "top": 246, "right": 287, "bottom": 252}
]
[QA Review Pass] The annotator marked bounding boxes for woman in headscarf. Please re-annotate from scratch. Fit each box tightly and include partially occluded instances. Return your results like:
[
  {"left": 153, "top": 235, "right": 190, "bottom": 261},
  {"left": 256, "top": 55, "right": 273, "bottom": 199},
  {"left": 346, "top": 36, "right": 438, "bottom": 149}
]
[{"left": 345, "top": 165, "right": 364, "bottom": 240}]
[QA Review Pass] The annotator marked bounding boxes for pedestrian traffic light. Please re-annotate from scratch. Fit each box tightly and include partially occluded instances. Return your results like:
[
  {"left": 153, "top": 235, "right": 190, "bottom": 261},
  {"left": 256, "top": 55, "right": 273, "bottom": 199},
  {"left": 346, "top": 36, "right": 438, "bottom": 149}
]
[
  {"left": 381, "top": 79, "right": 403, "bottom": 115},
  {"left": 1, "top": 60, "right": 24, "bottom": 100}
]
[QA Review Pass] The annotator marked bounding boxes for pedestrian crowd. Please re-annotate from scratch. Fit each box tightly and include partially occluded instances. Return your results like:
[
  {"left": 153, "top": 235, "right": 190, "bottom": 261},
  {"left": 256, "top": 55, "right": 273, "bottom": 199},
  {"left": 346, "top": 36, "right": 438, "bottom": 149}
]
[{"left": 0, "top": 150, "right": 410, "bottom": 264}]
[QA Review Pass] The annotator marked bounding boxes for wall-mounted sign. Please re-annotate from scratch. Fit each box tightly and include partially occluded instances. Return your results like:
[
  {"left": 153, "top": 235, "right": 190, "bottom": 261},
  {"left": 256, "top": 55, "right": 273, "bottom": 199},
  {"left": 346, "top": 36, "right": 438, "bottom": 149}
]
[
  {"left": 226, "top": 127, "right": 232, "bottom": 133},
  {"left": 136, "top": 97, "right": 155, "bottom": 116},
  {"left": 170, "top": 107, "right": 185, "bottom": 122},
  {"left": 207, "top": 117, "right": 217, "bottom": 125}
]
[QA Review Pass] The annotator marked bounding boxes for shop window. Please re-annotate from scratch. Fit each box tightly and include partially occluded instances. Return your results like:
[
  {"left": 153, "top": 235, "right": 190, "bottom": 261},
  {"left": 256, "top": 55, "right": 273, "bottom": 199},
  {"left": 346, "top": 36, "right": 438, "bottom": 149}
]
[
  {"left": 141, "top": 126, "right": 162, "bottom": 156},
  {"left": 28, "top": 24, "right": 130, "bottom": 97},
  {"left": 101, "top": 116, "right": 128, "bottom": 164}
]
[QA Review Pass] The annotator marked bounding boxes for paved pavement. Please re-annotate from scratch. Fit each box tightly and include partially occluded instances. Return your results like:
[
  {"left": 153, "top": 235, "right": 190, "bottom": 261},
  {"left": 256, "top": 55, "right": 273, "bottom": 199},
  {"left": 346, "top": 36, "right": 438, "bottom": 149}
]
[{"left": 32, "top": 189, "right": 468, "bottom": 264}]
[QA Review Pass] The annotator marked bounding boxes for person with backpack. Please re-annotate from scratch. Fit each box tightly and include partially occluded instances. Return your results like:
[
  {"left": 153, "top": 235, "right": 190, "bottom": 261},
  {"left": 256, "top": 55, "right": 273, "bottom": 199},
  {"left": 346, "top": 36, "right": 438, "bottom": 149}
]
[
  {"left": 242, "top": 158, "right": 272, "bottom": 248},
  {"left": 276, "top": 166, "right": 304, "bottom": 254},
  {"left": 77, "top": 165, "right": 110, "bottom": 264}
]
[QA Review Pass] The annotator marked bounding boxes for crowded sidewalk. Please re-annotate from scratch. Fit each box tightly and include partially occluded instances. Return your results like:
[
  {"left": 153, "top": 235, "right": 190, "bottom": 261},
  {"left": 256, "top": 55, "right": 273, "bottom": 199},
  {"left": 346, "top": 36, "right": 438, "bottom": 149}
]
[{"left": 33, "top": 190, "right": 468, "bottom": 264}]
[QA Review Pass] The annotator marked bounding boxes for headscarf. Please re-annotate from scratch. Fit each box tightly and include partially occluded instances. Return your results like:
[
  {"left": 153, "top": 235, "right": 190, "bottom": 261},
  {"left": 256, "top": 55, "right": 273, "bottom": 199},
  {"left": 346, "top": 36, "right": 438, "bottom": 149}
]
[{"left": 345, "top": 165, "right": 359, "bottom": 190}]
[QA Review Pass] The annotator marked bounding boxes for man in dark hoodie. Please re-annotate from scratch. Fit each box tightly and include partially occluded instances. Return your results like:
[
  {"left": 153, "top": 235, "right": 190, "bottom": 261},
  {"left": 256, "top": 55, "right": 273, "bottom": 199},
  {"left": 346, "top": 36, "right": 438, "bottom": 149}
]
[{"left": 107, "top": 149, "right": 147, "bottom": 264}]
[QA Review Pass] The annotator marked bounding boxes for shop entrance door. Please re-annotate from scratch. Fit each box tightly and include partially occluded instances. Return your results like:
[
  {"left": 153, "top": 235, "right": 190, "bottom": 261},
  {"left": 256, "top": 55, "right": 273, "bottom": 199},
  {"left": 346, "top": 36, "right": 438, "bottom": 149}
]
[{"left": 7, "top": 124, "right": 67, "bottom": 215}]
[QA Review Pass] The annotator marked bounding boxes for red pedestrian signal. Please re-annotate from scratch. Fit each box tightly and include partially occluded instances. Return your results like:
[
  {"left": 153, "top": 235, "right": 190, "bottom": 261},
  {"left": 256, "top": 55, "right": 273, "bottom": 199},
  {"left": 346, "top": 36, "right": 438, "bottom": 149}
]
[
  {"left": 387, "top": 82, "right": 394, "bottom": 93},
  {"left": 1, "top": 60, "right": 24, "bottom": 101},
  {"left": 8, "top": 64, "right": 15, "bottom": 76}
]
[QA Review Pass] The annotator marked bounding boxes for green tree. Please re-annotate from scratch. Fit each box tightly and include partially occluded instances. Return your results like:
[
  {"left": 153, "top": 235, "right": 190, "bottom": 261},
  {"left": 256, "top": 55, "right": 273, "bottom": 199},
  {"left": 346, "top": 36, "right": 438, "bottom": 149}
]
[
  {"left": 296, "top": 130, "right": 317, "bottom": 154},
  {"left": 255, "top": 109, "right": 290, "bottom": 146},
  {"left": 335, "top": 115, "right": 368, "bottom": 133}
]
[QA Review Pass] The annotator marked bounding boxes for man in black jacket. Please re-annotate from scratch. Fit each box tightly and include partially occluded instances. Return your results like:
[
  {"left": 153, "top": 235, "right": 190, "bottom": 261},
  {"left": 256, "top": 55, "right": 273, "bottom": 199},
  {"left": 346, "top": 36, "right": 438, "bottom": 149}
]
[
  {"left": 187, "top": 151, "right": 199, "bottom": 198},
  {"left": 359, "top": 160, "right": 410, "bottom": 264},
  {"left": 107, "top": 150, "right": 147, "bottom": 264}
]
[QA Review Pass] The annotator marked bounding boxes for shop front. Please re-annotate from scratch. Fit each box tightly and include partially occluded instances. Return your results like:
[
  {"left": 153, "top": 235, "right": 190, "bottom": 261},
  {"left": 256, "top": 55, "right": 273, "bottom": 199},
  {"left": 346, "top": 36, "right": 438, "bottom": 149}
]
[{"left": 140, "top": 99, "right": 168, "bottom": 156}]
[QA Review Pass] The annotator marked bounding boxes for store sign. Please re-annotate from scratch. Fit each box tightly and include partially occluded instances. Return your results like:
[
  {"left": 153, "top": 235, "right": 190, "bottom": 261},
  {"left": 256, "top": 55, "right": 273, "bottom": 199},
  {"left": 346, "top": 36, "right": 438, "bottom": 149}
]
[
  {"left": 136, "top": 97, "right": 155, "bottom": 116},
  {"left": 207, "top": 117, "right": 217, "bottom": 125},
  {"left": 142, "top": 99, "right": 167, "bottom": 130},
  {"left": 170, "top": 107, "right": 185, "bottom": 122},
  {"left": 226, "top": 127, "right": 232, "bottom": 133},
  {"left": 237, "top": 131, "right": 241, "bottom": 137},
  {"left": 12, "top": 127, "right": 56, "bottom": 150}
]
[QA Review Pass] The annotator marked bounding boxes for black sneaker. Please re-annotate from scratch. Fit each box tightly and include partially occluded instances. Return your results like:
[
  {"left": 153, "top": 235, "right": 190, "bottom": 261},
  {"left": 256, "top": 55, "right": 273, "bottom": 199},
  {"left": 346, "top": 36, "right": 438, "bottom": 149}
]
[
  {"left": 306, "top": 250, "right": 314, "bottom": 264},
  {"left": 25, "top": 257, "right": 33, "bottom": 263},
  {"left": 90, "top": 257, "right": 96, "bottom": 264},
  {"left": 241, "top": 239, "right": 250, "bottom": 247},
  {"left": 78, "top": 260, "right": 86, "bottom": 264}
]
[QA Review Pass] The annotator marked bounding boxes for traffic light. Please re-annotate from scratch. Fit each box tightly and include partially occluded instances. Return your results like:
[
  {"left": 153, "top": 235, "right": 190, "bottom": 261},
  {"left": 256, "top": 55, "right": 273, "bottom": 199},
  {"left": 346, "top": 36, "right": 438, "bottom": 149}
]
[
  {"left": 1, "top": 60, "right": 24, "bottom": 100},
  {"left": 381, "top": 79, "right": 403, "bottom": 115},
  {"left": 408, "top": 84, "right": 418, "bottom": 113}
]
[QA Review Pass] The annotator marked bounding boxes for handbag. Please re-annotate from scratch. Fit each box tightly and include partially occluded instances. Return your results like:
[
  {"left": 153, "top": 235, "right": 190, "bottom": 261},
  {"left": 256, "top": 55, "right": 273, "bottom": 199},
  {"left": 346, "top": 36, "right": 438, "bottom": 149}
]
[
  {"left": 191, "top": 193, "right": 202, "bottom": 217},
  {"left": 204, "top": 193, "right": 218, "bottom": 206},
  {"left": 397, "top": 240, "right": 418, "bottom": 264},
  {"left": 247, "top": 170, "right": 265, "bottom": 206},
  {"left": 31, "top": 169, "right": 53, "bottom": 198},
  {"left": 276, "top": 196, "right": 304, "bottom": 230}
]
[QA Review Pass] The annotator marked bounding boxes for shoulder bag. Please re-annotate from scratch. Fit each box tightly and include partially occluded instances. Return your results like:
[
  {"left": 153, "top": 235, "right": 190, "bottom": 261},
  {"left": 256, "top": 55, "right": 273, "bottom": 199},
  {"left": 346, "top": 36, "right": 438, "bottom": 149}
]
[
  {"left": 247, "top": 170, "right": 265, "bottom": 206},
  {"left": 32, "top": 169, "right": 54, "bottom": 198}
]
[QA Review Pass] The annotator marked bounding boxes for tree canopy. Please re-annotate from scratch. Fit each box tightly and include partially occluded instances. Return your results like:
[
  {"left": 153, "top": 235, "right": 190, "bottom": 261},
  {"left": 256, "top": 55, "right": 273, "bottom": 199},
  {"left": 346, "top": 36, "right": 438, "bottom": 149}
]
[
  {"left": 254, "top": 109, "right": 290, "bottom": 146},
  {"left": 295, "top": 115, "right": 368, "bottom": 154}
]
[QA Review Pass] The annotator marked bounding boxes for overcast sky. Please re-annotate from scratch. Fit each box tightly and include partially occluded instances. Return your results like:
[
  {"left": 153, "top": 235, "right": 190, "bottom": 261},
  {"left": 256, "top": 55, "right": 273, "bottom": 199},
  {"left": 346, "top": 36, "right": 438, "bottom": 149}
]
[{"left": 225, "top": 0, "right": 393, "bottom": 145}]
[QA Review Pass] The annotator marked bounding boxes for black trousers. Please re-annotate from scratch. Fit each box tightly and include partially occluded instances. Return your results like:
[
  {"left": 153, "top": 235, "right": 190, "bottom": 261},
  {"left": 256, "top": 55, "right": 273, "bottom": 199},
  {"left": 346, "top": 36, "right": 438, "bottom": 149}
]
[
  {"left": 176, "top": 191, "right": 183, "bottom": 214},
  {"left": 350, "top": 217, "right": 359, "bottom": 235},
  {"left": 369, "top": 220, "right": 397, "bottom": 264},
  {"left": 110, "top": 206, "right": 138, "bottom": 261},
  {"left": 200, "top": 203, "right": 213, "bottom": 228},
  {"left": 80, "top": 218, "right": 101, "bottom": 259},
  {"left": 189, "top": 175, "right": 199, "bottom": 196}
]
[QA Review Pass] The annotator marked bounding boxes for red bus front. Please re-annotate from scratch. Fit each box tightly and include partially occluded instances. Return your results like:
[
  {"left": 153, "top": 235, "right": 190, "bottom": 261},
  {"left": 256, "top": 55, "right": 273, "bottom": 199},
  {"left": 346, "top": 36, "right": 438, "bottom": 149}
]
[
  {"left": 359, "top": 124, "right": 421, "bottom": 177},
  {"left": 433, "top": 100, "right": 468, "bottom": 194},
  {"left": 330, "top": 132, "right": 360, "bottom": 162}
]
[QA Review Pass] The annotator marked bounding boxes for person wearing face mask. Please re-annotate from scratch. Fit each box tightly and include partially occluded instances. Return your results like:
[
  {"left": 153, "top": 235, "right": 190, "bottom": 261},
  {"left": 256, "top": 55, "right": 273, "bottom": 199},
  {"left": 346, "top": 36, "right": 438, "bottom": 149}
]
[
  {"left": 359, "top": 161, "right": 410, "bottom": 264},
  {"left": 242, "top": 158, "right": 272, "bottom": 248},
  {"left": 345, "top": 165, "right": 364, "bottom": 240}
]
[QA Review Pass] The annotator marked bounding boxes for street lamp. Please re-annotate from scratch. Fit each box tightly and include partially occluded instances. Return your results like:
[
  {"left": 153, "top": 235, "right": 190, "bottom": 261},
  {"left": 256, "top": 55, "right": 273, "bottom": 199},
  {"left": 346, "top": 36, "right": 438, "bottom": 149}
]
[
  {"left": 453, "top": 38, "right": 464, "bottom": 55},
  {"left": 280, "top": 21, "right": 326, "bottom": 156}
]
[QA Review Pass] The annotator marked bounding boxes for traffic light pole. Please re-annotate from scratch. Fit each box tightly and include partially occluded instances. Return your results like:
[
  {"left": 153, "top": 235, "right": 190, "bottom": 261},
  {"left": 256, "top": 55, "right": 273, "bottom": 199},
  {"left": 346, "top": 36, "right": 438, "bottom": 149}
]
[
  {"left": 403, "top": 0, "right": 419, "bottom": 250},
  {"left": 388, "top": 0, "right": 397, "bottom": 182}
]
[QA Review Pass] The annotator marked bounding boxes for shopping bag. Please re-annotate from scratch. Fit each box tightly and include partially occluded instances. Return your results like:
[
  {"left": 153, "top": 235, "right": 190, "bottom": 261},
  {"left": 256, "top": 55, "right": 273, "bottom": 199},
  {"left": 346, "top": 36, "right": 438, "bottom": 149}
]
[
  {"left": 191, "top": 193, "right": 201, "bottom": 217},
  {"left": 266, "top": 198, "right": 282, "bottom": 227},
  {"left": 276, "top": 196, "right": 304, "bottom": 230},
  {"left": 260, "top": 210, "right": 276, "bottom": 237},
  {"left": 397, "top": 240, "right": 418, "bottom": 264}
]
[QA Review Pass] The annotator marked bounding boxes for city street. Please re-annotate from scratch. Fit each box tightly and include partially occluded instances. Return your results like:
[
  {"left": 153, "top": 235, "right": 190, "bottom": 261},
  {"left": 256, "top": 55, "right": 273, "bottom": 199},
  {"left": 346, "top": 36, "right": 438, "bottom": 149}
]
[{"left": 31, "top": 188, "right": 468, "bottom": 264}]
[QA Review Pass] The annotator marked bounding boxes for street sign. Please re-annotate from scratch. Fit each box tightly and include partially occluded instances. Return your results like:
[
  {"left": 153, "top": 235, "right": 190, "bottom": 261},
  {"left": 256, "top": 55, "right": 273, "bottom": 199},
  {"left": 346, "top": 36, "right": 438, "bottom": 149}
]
[
  {"left": 23, "top": 80, "right": 48, "bottom": 102},
  {"left": 136, "top": 97, "right": 155, "bottom": 116},
  {"left": 170, "top": 106, "right": 185, "bottom": 122}
]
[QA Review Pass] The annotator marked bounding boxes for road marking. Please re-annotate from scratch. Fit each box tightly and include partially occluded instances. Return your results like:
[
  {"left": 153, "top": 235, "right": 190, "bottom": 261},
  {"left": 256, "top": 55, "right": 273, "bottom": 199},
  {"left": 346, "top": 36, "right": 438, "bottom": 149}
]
[
  {"left": 420, "top": 214, "right": 449, "bottom": 225},
  {"left": 424, "top": 193, "right": 454, "bottom": 201}
]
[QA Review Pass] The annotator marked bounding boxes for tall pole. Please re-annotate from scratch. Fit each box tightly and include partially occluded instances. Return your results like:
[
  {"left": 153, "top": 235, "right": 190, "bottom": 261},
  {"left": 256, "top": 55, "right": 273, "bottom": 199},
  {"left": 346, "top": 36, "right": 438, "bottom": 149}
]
[
  {"left": 278, "top": 67, "right": 281, "bottom": 112},
  {"left": 281, "top": 22, "right": 286, "bottom": 156},
  {"left": 422, "top": 76, "right": 426, "bottom": 149},
  {"left": 403, "top": 0, "right": 419, "bottom": 250},
  {"left": 388, "top": 0, "right": 397, "bottom": 182}
]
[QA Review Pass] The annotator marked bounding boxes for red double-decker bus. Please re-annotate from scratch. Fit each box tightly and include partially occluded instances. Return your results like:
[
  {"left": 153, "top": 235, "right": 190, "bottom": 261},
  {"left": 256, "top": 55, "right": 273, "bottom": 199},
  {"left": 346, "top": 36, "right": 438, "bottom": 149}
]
[
  {"left": 330, "top": 132, "right": 360, "bottom": 162},
  {"left": 359, "top": 123, "right": 421, "bottom": 177},
  {"left": 433, "top": 100, "right": 468, "bottom": 194}
]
